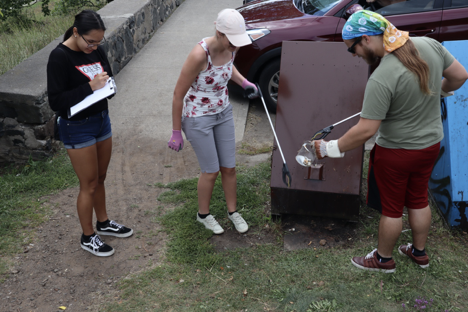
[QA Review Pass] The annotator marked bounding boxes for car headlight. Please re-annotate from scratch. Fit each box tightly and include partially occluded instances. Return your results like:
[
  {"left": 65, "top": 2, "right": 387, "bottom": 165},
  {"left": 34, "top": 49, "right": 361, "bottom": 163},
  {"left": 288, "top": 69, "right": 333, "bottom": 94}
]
[{"left": 246, "top": 28, "right": 270, "bottom": 42}]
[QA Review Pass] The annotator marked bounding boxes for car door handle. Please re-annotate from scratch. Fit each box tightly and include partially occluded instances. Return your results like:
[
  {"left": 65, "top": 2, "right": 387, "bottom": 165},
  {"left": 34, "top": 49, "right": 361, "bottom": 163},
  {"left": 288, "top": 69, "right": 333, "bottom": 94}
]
[{"left": 409, "top": 29, "right": 435, "bottom": 36}]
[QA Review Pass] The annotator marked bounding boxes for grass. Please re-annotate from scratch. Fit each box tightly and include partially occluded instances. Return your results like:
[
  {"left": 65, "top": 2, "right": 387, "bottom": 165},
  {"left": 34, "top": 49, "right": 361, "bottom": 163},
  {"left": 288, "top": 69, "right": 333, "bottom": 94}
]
[
  {"left": 0, "top": 150, "right": 78, "bottom": 274},
  {"left": 238, "top": 142, "right": 272, "bottom": 155},
  {"left": 100, "top": 156, "right": 468, "bottom": 312},
  {"left": 155, "top": 162, "right": 275, "bottom": 268},
  {"left": 0, "top": 0, "right": 105, "bottom": 75},
  {"left": 0, "top": 149, "right": 466, "bottom": 311}
]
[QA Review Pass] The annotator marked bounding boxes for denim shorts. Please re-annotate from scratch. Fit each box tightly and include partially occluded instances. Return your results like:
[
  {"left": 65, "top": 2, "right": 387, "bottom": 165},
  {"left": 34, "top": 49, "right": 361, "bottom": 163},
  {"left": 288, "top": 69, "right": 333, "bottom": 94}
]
[
  {"left": 58, "top": 109, "right": 112, "bottom": 149},
  {"left": 182, "top": 104, "right": 235, "bottom": 173}
]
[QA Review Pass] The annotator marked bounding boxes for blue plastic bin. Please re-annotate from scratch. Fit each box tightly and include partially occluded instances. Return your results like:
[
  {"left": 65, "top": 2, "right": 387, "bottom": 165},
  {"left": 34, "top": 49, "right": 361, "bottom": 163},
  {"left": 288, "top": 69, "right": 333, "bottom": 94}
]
[{"left": 429, "top": 40, "right": 468, "bottom": 229}]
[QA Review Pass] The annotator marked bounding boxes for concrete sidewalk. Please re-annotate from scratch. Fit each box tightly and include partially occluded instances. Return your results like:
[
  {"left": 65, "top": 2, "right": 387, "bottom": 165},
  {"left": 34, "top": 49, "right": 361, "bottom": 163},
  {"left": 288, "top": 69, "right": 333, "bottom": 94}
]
[
  {"left": 110, "top": 0, "right": 247, "bottom": 140},
  {"left": 107, "top": 0, "right": 248, "bottom": 185}
]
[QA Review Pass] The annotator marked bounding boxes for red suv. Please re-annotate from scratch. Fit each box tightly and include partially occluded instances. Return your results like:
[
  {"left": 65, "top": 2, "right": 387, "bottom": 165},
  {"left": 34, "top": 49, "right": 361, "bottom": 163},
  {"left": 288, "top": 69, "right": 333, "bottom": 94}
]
[{"left": 235, "top": 0, "right": 468, "bottom": 111}]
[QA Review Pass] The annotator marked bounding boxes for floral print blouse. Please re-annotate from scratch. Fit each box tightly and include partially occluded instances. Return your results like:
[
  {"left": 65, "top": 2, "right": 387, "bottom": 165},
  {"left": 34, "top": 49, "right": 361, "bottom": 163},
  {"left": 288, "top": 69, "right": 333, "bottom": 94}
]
[{"left": 183, "top": 38, "right": 233, "bottom": 117}]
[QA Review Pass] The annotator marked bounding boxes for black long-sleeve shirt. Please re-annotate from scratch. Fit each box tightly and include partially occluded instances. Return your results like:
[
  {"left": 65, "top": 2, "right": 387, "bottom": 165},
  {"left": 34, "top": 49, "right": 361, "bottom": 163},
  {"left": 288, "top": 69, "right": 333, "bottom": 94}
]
[{"left": 47, "top": 43, "right": 113, "bottom": 121}]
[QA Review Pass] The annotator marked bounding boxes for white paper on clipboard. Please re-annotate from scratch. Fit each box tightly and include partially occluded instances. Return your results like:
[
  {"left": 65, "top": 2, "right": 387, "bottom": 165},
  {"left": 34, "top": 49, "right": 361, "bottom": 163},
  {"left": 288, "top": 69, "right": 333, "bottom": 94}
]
[{"left": 68, "top": 77, "right": 117, "bottom": 118}]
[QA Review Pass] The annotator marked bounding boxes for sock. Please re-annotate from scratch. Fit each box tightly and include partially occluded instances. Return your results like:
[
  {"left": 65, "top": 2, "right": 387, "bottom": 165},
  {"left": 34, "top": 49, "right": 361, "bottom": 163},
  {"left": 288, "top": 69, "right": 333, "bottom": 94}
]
[
  {"left": 97, "top": 219, "right": 110, "bottom": 227},
  {"left": 411, "top": 246, "right": 426, "bottom": 257},
  {"left": 82, "top": 233, "right": 95, "bottom": 242},
  {"left": 376, "top": 252, "right": 392, "bottom": 263},
  {"left": 228, "top": 210, "right": 237, "bottom": 216},
  {"left": 198, "top": 212, "right": 209, "bottom": 219}
]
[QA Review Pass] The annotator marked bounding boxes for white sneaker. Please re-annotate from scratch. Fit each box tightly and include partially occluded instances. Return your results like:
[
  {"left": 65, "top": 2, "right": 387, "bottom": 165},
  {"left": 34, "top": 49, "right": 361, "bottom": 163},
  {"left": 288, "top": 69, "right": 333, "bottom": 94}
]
[
  {"left": 196, "top": 214, "right": 224, "bottom": 234},
  {"left": 228, "top": 212, "right": 249, "bottom": 233}
]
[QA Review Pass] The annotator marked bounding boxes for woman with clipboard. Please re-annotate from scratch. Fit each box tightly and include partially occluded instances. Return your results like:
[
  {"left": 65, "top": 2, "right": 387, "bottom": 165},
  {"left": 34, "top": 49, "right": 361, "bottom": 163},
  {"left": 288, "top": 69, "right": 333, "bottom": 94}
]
[{"left": 47, "top": 10, "right": 133, "bottom": 257}]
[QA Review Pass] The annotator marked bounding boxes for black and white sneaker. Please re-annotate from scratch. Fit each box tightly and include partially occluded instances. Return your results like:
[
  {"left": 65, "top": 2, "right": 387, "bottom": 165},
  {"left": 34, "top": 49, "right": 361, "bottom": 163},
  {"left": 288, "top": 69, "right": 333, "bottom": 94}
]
[
  {"left": 96, "top": 220, "right": 133, "bottom": 238},
  {"left": 81, "top": 234, "right": 114, "bottom": 257}
]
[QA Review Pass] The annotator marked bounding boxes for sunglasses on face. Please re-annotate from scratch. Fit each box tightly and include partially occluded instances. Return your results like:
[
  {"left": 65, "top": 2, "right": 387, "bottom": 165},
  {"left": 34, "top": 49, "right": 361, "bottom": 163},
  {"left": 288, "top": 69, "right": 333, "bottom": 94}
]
[
  {"left": 347, "top": 36, "right": 362, "bottom": 54},
  {"left": 81, "top": 34, "right": 106, "bottom": 48}
]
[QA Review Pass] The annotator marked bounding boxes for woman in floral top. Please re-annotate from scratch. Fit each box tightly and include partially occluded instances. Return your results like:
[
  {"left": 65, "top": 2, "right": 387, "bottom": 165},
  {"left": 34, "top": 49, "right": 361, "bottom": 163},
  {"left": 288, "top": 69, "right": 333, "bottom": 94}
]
[{"left": 168, "top": 9, "right": 258, "bottom": 234}]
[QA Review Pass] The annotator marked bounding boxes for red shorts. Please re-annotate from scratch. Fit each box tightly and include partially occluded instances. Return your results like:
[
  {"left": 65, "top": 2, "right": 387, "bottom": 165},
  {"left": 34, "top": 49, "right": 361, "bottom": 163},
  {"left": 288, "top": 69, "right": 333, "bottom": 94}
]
[{"left": 367, "top": 142, "right": 440, "bottom": 218}]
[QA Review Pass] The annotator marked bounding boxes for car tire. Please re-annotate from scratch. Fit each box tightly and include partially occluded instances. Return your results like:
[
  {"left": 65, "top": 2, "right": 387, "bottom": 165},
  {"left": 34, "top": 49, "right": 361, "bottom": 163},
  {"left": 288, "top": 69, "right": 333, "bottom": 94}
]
[{"left": 258, "top": 58, "right": 280, "bottom": 112}]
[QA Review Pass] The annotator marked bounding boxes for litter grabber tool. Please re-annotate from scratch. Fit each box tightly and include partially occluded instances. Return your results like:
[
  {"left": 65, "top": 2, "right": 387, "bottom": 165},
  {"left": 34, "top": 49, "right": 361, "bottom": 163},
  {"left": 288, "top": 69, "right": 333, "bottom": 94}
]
[
  {"left": 311, "top": 112, "right": 361, "bottom": 140},
  {"left": 247, "top": 84, "right": 292, "bottom": 188},
  {"left": 296, "top": 112, "right": 361, "bottom": 167}
]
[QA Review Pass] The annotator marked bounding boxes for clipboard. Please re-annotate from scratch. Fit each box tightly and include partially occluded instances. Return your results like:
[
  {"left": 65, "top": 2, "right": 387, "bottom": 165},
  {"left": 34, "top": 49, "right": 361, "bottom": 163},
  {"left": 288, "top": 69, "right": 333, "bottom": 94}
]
[{"left": 68, "top": 77, "right": 117, "bottom": 118}]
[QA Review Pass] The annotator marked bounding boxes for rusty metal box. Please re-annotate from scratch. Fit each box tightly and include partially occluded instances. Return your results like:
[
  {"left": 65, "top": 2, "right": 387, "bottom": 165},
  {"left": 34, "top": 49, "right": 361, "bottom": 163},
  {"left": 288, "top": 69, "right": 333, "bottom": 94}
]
[{"left": 270, "top": 41, "right": 369, "bottom": 219}]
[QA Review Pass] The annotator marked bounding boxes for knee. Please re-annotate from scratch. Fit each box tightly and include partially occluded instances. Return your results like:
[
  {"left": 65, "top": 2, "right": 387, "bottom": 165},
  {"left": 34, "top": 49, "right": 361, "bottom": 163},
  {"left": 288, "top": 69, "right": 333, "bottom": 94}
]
[
  {"left": 81, "top": 178, "right": 99, "bottom": 194},
  {"left": 98, "top": 173, "right": 107, "bottom": 184},
  {"left": 220, "top": 167, "right": 236, "bottom": 176},
  {"left": 202, "top": 171, "right": 219, "bottom": 182}
]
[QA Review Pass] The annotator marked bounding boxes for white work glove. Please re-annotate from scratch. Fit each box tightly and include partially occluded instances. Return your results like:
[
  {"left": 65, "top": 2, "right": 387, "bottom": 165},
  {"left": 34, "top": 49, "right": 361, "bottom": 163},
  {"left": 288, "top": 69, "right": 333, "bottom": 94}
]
[
  {"left": 313, "top": 140, "right": 345, "bottom": 159},
  {"left": 440, "top": 90, "right": 454, "bottom": 98}
]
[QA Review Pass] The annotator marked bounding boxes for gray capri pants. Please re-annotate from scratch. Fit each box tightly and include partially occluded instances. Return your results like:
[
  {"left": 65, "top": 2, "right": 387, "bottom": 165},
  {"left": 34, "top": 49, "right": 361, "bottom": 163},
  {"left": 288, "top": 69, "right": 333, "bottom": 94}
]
[{"left": 182, "top": 104, "right": 236, "bottom": 173}]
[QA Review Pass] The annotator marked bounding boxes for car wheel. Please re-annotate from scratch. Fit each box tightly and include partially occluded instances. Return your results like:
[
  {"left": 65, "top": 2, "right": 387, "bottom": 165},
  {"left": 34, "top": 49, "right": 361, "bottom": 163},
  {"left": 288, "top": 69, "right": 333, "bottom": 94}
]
[{"left": 259, "top": 59, "right": 280, "bottom": 112}]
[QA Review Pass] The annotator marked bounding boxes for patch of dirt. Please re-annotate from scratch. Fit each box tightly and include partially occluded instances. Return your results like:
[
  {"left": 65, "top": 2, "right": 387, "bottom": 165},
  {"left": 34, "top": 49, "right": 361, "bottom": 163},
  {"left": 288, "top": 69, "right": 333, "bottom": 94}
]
[
  {"left": 0, "top": 100, "right": 363, "bottom": 311},
  {"left": 280, "top": 215, "right": 358, "bottom": 251},
  {"left": 0, "top": 134, "right": 202, "bottom": 312}
]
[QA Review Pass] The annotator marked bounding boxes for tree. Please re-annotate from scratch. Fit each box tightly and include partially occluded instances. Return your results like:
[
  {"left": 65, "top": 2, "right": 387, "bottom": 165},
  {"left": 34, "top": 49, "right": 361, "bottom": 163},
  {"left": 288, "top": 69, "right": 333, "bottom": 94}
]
[{"left": 0, "top": 0, "right": 50, "bottom": 20}]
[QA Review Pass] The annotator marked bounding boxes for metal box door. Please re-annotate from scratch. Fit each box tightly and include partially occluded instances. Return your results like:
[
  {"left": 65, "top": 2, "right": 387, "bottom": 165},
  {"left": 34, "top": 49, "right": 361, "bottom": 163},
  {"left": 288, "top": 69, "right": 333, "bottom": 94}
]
[{"left": 271, "top": 41, "right": 369, "bottom": 219}]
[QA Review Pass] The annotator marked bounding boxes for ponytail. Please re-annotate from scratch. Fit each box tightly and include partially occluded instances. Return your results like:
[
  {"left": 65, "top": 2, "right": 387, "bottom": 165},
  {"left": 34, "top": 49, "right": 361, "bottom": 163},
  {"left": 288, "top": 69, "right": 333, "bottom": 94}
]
[
  {"left": 392, "top": 39, "right": 432, "bottom": 95},
  {"left": 63, "top": 26, "right": 74, "bottom": 42},
  {"left": 62, "top": 10, "right": 106, "bottom": 42}
]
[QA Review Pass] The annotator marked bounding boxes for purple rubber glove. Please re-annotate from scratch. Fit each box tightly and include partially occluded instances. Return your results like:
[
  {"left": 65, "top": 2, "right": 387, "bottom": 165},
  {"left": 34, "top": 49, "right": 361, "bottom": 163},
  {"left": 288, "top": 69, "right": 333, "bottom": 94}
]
[
  {"left": 242, "top": 79, "right": 259, "bottom": 99},
  {"left": 168, "top": 130, "right": 184, "bottom": 152}
]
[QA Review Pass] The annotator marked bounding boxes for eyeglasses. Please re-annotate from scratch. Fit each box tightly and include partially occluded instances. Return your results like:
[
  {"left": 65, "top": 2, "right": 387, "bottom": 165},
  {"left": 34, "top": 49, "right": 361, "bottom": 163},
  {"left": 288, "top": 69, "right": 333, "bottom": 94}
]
[
  {"left": 347, "top": 36, "right": 362, "bottom": 54},
  {"left": 81, "top": 34, "right": 106, "bottom": 48}
]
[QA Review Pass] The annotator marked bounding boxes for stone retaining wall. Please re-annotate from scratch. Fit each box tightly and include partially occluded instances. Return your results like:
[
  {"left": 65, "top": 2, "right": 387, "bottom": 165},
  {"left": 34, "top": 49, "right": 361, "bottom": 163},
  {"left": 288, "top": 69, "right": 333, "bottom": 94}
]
[{"left": 0, "top": 0, "right": 183, "bottom": 164}]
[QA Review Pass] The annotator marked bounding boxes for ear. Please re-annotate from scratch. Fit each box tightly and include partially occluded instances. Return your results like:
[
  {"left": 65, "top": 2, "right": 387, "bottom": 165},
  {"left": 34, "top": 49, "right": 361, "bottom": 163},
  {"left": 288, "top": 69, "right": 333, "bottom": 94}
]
[
  {"left": 361, "top": 35, "right": 371, "bottom": 45},
  {"left": 73, "top": 27, "right": 78, "bottom": 38}
]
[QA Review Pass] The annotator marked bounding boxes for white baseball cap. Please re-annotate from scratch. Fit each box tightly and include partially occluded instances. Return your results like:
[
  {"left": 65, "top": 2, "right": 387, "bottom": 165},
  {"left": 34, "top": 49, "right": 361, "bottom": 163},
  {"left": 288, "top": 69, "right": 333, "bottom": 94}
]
[{"left": 215, "top": 9, "right": 251, "bottom": 47}]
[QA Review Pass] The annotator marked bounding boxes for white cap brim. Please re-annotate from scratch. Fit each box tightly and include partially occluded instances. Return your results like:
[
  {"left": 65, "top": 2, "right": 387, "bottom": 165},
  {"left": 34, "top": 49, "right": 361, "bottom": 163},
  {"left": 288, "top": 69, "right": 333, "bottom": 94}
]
[{"left": 225, "top": 32, "right": 251, "bottom": 47}]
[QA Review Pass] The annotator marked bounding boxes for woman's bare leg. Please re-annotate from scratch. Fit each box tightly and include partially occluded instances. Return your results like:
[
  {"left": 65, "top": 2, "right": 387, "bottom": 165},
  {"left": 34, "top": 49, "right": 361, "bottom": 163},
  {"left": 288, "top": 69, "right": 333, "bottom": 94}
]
[{"left": 220, "top": 166, "right": 236, "bottom": 213}]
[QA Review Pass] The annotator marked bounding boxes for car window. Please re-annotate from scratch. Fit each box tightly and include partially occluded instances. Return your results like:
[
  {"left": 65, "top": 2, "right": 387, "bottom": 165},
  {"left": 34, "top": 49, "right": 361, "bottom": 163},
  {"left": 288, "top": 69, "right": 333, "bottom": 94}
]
[
  {"left": 295, "top": 0, "right": 343, "bottom": 16},
  {"left": 367, "top": 0, "right": 437, "bottom": 15},
  {"left": 445, "top": 0, "right": 468, "bottom": 8}
]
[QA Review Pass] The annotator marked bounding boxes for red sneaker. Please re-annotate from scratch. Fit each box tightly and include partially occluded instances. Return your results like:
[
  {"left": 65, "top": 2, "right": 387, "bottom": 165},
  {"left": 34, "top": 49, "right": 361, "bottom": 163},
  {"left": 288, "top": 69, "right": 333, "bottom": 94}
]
[
  {"left": 398, "top": 243, "right": 429, "bottom": 268},
  {"left": 351, "top": 249, "right": 396, "bottom": 273}
]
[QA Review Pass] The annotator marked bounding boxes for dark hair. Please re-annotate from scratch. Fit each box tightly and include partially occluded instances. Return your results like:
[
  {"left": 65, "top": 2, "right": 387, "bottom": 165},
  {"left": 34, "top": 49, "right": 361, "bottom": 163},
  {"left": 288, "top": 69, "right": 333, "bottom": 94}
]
[
  {"left": 63, "top": 10, "right": 106, "bottom": 42},
  {"left": 392, "top": 39, "right": 432, "bottom": 95}
]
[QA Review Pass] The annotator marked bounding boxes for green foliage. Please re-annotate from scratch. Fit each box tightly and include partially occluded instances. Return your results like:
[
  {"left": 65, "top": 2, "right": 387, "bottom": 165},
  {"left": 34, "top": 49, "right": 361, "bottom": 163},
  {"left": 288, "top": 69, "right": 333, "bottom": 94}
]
[
  {"left": 52, "top": 0, "right": 104, "bottom": 15},
  {"left": 0, "top": 0, "right": 51, "bottom": 20},
  {"left": 0, "top": 0, "right": 107, "bottom": 75},
  {"left": 307, "top": 299, "right": 338, "bottom": 312},
  {"left": 0, "top": 0, "right": 31, "bottom": 20}
]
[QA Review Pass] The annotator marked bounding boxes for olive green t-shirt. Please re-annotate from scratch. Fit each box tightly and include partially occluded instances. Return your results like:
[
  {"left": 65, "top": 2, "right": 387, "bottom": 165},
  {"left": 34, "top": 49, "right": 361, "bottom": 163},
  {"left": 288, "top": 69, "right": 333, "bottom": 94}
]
[{"left": 361, "top": 37, "right": 455, "bottom": 149}]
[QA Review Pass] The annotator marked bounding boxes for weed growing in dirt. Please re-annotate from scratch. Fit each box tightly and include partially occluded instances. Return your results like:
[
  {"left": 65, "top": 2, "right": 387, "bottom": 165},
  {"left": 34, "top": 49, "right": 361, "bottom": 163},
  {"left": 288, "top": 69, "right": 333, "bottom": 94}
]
[{"left": 0, "top": 150, "right": 77, "bottom": 273}]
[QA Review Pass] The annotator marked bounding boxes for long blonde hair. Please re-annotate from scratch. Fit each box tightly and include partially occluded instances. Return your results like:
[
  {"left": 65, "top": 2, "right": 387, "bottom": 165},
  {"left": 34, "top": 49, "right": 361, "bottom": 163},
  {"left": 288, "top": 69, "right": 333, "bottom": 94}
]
[{"left": 392, "top": 39, "right": 432, "bottom": 95}]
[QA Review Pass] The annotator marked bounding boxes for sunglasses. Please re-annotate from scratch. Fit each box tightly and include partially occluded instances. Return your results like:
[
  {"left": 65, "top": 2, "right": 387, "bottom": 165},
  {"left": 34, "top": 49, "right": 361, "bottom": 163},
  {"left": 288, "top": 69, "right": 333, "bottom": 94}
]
[
  {"left": 81, "top": 34, "right": 106, "bottom": 48},
  {"left": 347, "top": 36, "right": 362, "bottom": 54}
]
